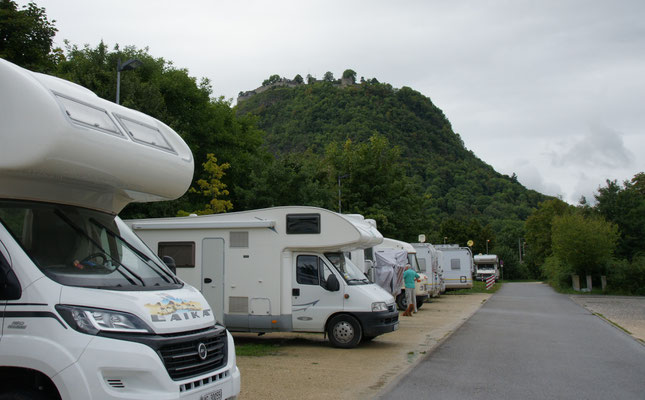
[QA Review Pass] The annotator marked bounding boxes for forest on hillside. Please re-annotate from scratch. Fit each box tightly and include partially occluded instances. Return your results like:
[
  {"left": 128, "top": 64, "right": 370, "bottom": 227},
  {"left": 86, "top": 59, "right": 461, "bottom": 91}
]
[{"left": 2, "top": 0, "right": 643, "bottom": 290}]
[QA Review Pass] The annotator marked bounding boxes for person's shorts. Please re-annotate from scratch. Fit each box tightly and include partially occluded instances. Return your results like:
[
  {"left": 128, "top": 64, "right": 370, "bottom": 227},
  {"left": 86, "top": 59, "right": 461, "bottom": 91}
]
[{"left": 406, "top": 288, "right": 415, "bottom": 305}]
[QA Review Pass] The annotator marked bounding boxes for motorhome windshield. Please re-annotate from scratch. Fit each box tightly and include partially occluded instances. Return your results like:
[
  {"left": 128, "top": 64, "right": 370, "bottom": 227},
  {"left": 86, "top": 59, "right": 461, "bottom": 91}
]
[
  {"left": 324, "top": 252, "right": 370, "bottom": 285},
  {"left": 0, "top": 200, "right": 181, "bottom": 290},
  {"left": 408, "top": 253, "right": 421, "bottom": 272},
  {"left": 477, "top": 263, "right": 495, "bottom": 269}
]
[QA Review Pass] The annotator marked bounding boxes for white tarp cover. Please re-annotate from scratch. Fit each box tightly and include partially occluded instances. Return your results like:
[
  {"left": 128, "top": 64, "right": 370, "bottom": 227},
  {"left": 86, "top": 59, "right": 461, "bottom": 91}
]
[{"left": 374, "top": 249, "right": 407, "bottom": 296}]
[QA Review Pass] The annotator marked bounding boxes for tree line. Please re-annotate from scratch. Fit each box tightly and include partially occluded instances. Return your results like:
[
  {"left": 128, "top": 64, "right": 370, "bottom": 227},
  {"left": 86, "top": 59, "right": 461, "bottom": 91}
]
[{"left": 2, "top": 1, "right": 643, "bottom": 293}]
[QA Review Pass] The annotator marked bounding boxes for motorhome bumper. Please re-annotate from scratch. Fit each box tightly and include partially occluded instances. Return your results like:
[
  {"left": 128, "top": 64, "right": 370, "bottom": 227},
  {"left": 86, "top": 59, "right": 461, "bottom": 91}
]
[
  {"left": 53, "top": 329, "right": 241, "bottom": 399},
  {"left": 354, "top": 310, "right": 399, "bottom": 336}
]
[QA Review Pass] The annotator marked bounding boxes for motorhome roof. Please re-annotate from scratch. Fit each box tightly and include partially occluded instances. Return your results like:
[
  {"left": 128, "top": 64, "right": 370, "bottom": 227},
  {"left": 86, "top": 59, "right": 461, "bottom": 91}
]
[
  {"left": 474, "top": 254, "right": 498, "bottom": 263},
  {"left": 0, "top": 59, "right": 194, "bottom": 214},
  {"left": 127, "top": 206, "right": 383, "bottom": 251}
]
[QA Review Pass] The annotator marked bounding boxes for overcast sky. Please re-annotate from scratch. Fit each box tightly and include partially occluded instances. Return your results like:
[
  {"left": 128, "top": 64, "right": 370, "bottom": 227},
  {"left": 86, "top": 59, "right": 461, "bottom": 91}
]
[{"left": 25, "top": 0, "right": 645, "bottom": 204}]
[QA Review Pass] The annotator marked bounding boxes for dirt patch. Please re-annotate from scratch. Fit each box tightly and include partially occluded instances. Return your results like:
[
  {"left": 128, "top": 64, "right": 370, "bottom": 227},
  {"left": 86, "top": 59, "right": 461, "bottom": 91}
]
[
  {"left": 233, "top": 293, "right": 490, "bottom": 400},
  {"left": 571, "top": 296, "right": 645, "bottom": 342}
]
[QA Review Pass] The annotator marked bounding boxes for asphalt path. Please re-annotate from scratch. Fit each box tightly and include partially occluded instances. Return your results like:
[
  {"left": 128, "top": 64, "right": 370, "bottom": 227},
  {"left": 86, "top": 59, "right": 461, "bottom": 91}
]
[{"left": 379, "top": 283, "right": 645, "bottom": 400}]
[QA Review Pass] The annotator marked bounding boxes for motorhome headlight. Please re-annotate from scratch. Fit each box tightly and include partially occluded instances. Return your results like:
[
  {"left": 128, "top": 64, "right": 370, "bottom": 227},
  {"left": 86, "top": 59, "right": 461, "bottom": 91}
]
[
  {"left": 56, "top": 305, "right": 153, "bottom": 335},
  {"left": 371, "top": 302, "right": 388, "bottom": 312}
]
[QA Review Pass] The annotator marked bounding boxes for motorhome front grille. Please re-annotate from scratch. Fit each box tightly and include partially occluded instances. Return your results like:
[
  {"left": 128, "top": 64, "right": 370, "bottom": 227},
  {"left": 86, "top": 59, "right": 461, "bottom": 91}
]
[
  {"left": 387, "top": 304, "right": 395, "bottom": 313},
  {"left": 158, "top": 329, "right": 228, "bottom": 380}
]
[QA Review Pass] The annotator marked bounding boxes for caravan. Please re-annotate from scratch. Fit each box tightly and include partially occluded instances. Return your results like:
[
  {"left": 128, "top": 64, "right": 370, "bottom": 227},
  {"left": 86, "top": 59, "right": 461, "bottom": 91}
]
[
  {"left": 411, "top": 242, "right": 443, "bottom": 298},
  {"left": 434, "top": 244, "right": 474, "bottom": 289},
  {"left": 0, "top": 59, "right": 240, "bottom": 399},
  {"left": 126, "top": 207, "right": 399, "bottom": 348},
  {"left": 474, "top": 254, "right": 500, "bottom": 282}
]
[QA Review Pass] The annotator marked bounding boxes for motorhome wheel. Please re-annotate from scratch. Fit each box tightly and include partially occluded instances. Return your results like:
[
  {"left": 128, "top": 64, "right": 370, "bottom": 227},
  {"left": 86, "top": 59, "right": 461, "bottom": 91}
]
[
  {"left": 416, "top": 296, "right": 425, "bottom": 309},
  {"left": 396, "top": 292, "right": 407, "bottom": 310},
  {"left": 327, "top": 314, "right": 362, "bottom": 348}
]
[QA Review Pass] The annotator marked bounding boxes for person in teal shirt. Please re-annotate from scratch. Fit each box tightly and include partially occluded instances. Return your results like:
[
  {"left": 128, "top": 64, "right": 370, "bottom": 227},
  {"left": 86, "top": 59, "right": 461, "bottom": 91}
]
[{"left": 402, "top": 264, "right": 420, "bottom": 316}]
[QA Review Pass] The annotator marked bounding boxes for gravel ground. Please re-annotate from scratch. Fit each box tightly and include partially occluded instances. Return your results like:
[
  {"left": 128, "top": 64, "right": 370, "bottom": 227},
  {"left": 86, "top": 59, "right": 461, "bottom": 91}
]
[
  {"left": 233, "top": 293, "right": 491, "bottom": 400},
  {"left": 570, "top": 295, "right": 645, "bottom": 342}
]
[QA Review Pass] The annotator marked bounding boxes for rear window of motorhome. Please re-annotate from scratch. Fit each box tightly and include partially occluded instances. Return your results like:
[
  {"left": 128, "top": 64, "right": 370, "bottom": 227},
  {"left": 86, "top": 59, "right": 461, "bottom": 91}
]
[
  {"left": 451, "top": 258, "right": 461, "bottom": 270},
  {"left": 115, "top": 114, "right": 175, "bottom": 153},
  {"left": 55, "top": 93, "right": 122, "bottom": 136},
  {"left": 158, "top": 242, "right": 195, "bottom": 268},
  {"left": 286, "top": 214, "right": 320, "bottom": 234}
]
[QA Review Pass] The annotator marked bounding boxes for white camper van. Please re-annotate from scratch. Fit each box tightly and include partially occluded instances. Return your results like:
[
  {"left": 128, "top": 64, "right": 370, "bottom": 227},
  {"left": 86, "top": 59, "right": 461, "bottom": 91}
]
[
  {"left": 0, "top": 59, "right": 240, "bottom": 400},
  {"left": 411, "top": 242, "right": 442, "bottom": 298},
  {"left": 126, "top": 207, "right": 399, "bottom": 348},
  {"left": 365, "top": 238, "right": 430, "bottom": 310},
  {"left": 434, "top": 244, "right": 474, "bottom": 289},
  {"left": 474, "top": 254, "right": 500, "bottom": 282}
]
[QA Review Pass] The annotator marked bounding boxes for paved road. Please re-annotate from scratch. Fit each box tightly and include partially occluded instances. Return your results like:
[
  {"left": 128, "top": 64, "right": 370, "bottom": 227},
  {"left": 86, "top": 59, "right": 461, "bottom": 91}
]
[{"left": 379, "top": 283, "right": 645, "bottom": 400}]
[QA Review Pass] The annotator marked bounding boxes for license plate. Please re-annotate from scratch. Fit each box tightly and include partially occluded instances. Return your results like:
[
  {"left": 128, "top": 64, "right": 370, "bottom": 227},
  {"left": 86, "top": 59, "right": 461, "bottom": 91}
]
[
  {"left": 200, "top": 388, "right": 222, "bottom": 400},
  {"left": 393, "top": 322, "right": 399, "bottom": 331}
]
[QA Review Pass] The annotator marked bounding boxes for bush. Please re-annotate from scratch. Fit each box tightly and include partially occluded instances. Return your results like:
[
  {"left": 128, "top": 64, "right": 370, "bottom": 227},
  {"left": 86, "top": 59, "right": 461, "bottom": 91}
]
[
  {"left": 542, "top": 255, "right": 571, "bottom": 290},
  {"left": 607, "top": 256, "right": 645, "bottom": 295}
]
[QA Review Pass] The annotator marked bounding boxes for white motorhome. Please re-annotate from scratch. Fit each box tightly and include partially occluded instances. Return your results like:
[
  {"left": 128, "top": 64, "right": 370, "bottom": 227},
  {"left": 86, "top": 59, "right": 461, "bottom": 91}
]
[
  {"left": 434, "top": 244, "right": 474, "bottom": 289},
  {"left": 0, "top": 59, "right": 240, "bottom": 400},
  {"left": 376, "top": 238, "right": 430, "bottom": 309},
  {"left": 411, "top": 242, "right": 442, "bottom": 298},
  {"left": 126, "top": 207, "right": 399, "bottom": 348},
  {"left": 474, "top": 254, "right": 500, "bottom": 282}
]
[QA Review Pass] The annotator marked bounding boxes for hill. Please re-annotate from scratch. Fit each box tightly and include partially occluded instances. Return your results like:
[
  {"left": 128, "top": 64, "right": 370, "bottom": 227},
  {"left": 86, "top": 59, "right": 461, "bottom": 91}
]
[{"left": 235, "top": 76, "right": 549, "bottom": 259}]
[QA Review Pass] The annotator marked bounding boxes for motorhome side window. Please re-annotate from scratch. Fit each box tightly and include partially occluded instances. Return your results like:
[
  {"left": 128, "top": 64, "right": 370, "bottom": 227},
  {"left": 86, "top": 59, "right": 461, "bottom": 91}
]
[
  {"left": 451, "top": 258, "right": 460, "bottom": 270},
  {"left": 158, "top": 242, "right": 195, "bottom": 268},
  {"left": 296, "top": 255, "right": 322, "bottom": 285},
  {"left": 286, "top": 214, "right": 320, "bottom": 234}
]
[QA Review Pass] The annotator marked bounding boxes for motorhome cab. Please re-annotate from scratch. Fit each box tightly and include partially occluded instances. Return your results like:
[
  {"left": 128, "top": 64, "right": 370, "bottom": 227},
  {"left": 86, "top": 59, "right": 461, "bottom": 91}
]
[
  {"left": 434, "top": 244, "right": 474, "bottom": 290},
  {"left": 474, "top": 254, "right": 500, "bottom": 282},
  {"left": 0, "top": 59, "right": 240, "bottom": 399},
  {"left": 126, "top": 207, "right": 399, "bottom": 348}
]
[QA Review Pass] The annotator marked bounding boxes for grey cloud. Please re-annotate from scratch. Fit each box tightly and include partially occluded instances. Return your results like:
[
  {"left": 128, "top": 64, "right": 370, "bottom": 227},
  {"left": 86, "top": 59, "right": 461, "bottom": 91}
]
[{"left": 550, "top": 124, "right": 634, "bottom": 169}]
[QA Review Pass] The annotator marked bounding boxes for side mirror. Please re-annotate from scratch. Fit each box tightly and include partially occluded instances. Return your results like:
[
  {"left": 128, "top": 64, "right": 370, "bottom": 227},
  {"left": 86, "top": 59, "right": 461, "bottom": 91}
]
[
  {"left": 162, "top": 255, "right": 177, "bottom": 274},
  {"left": 326, "top": 274, "right": 340, "bottom": 292},
  {"left": 0, "top": 255, "right": 21, "bottom": 300}
]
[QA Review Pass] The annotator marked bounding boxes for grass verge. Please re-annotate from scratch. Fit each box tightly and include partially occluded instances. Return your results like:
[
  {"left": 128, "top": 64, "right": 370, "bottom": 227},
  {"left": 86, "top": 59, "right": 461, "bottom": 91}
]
[
  {"left": 235, "top": 343, "right": 282, "bottom": 357},
  {"left": 445, "top": 280, "right": 503, "bottom": 295}
]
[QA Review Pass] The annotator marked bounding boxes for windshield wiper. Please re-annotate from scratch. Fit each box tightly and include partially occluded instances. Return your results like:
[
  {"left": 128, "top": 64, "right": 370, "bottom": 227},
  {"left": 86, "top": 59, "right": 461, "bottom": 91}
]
[{"left": 89, "top": 218, "right": 178, "bottom": 285}]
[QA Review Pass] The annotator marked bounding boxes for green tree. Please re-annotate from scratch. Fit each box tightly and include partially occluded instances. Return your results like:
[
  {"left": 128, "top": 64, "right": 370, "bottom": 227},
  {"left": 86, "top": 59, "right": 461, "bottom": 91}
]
[
  {"left": 262, "top": 74, "right": 281, "bottom": 86},
  {"left": 551, "top": 213, "right": 619, "bottom": 277},
  {"left": 293, "top": 74, "right": 304, "bottom": 84},
  {"left": 0, "top": 0, "right": 60, "bottom": 72},
  {"left": 342, "top": 69, "right": 357, "bottom": 83},
  {"left": 595, "top": 173, "right": 645, "bottom": 260},
  {"left": 323, "top": 71, "right": 334, "bottom": 82},
  {"left": 179, "top": 154, "right": 233, "bottom": 215},
  {"left": 524, "top": 198, "right": 571, "bottom": 278}
]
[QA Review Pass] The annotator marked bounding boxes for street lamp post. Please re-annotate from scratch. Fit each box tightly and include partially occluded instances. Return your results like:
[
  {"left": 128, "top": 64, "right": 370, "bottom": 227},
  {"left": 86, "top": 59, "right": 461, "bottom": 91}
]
[
  {"left": 116, "top": 58, "right": 142, "bottom": 104},
  {"left": 486, "top": 239, "right": 490, "bottom": 254},
  {"left": 337, "top": 174, "right": 349, "bottom": 213}
]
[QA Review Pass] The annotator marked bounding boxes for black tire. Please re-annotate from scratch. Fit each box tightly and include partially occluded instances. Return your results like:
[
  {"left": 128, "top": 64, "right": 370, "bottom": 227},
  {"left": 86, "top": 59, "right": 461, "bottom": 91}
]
[
  {"left": 0, "top": 389, "right": 53, "bottom": 400},
  {"left": 327, "top": 314, "right": 362, "bottom": 348},
  {"left": 396, "top": 292, "right": 407, "bottom": 310},
  {"left": 416, "top": 296, "right": 425, "bottom": 309}
]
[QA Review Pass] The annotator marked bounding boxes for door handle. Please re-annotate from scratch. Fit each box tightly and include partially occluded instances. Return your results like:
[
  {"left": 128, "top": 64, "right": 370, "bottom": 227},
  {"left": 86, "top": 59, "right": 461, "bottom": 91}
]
[
  {"left": 204, "top": 278, "right": 213, "bottom": 284},
  {"left": 292, "top": 288, "right": 300, "bottom": 296}
]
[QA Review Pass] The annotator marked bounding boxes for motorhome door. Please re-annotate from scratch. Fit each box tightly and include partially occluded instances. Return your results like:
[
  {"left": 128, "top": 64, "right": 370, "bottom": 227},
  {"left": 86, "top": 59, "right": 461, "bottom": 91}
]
[
  {"left": 202, "top": 238, "right": 225, "bottom": 324},
  {"left": 292, "top": 253, "right": 343, "bottom": 332}
]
